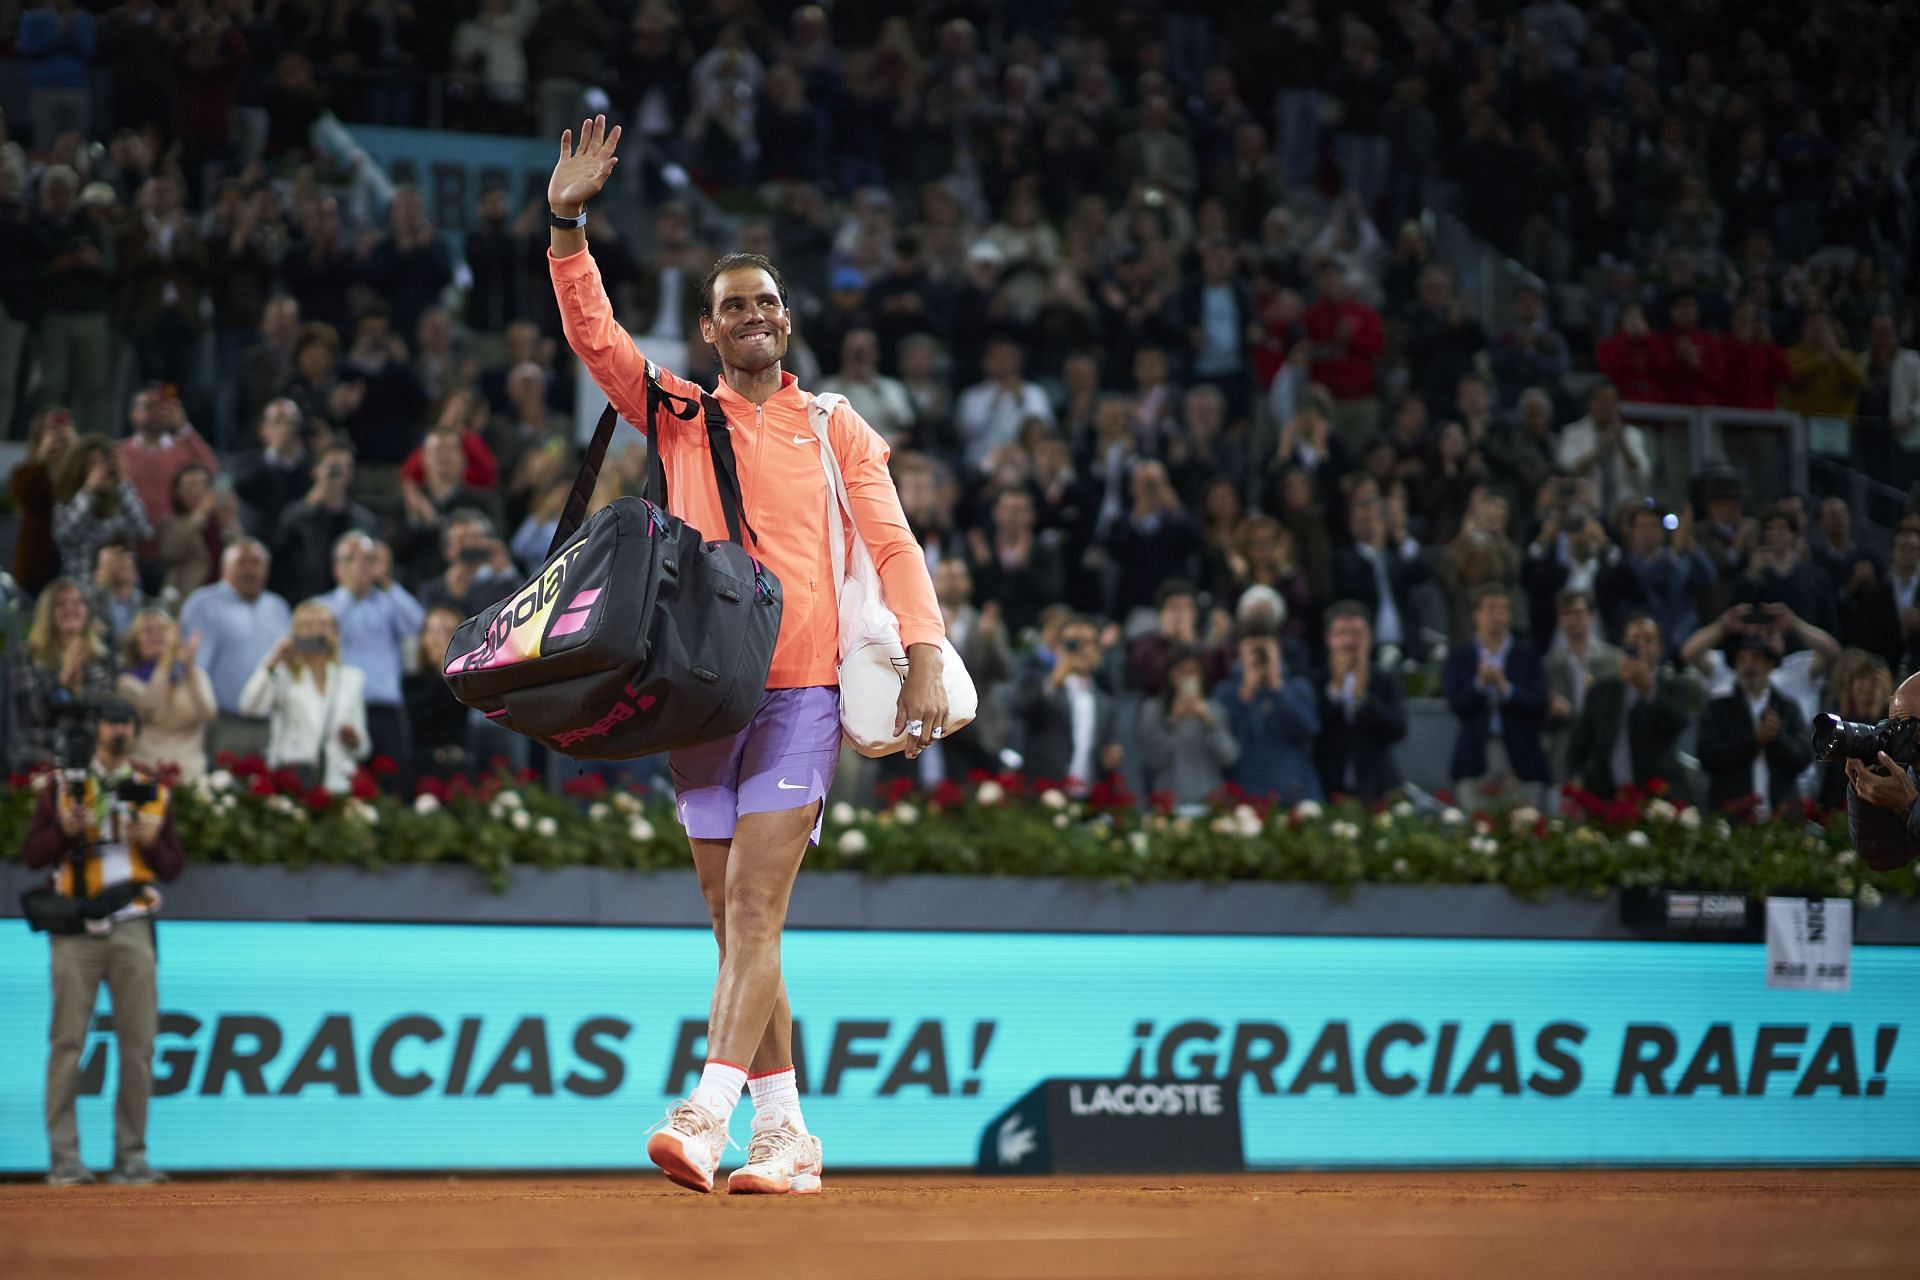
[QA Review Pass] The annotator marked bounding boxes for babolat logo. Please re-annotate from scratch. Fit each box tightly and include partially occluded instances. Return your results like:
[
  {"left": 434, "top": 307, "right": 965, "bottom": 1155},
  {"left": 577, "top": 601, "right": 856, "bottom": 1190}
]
[
  {"left": 446, "top": 540, "right": 590, "bottom": 674},
  {"left": 552, "top": 682, "right": 659, "bottom": 748}
]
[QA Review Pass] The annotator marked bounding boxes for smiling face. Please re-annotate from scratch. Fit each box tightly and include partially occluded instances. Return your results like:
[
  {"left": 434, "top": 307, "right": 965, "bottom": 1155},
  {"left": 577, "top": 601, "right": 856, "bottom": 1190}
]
[
  {"left": 700, "top": 266, "right": 791, "bottom": 373},
  {"left": 134, "top": 611, "right": 174, "bottom": 664}
]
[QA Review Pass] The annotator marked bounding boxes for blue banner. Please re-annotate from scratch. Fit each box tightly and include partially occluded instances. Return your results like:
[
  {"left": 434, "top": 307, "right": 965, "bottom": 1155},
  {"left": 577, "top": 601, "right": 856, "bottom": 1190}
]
[
  {"left": 349, "top": 125, "right": 556, "bottom": 239},
  {"left": 1, "top": 923, "right": 1915, "bottom": 1171}
]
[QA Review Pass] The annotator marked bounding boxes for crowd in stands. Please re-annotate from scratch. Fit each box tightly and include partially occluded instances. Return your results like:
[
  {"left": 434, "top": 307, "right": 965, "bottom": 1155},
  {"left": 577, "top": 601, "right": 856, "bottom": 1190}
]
[{"left": 6, "top": 1, "right": 1920, "bottom": 824}]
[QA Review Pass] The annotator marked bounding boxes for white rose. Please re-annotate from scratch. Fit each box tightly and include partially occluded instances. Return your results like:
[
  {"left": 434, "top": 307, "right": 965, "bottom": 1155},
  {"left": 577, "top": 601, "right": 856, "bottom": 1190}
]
[
  {"left": 1838, "top": 876, "right": 1855, "bottom": 896},
  {"left": 613, "top": 791, "right": 641, "bottom": 814},
  {"left": 1127, "top": 831, "right": 1151, "bottom": 855},
  {"left": 1330, "top": 820, "right": 1359, "bottom": 841},
  {"left": 414, "top": 793, "right": 442, "bottom": 816},
  {"left": 1054, "top": 813, "right": 1072, "bottom": 829},
  {"left": 1509, "top": 806, "right": 1541, "bottom": 832},
  {"left": 830, "top": 801, "right": 857, "bottom": 827},
  {"left": 1292, "top": 799, "right": 1324, "bottom": 821},
  {"left": 511, "top": 809, "right": 530, "bottom": 831},
  {"left": 496, "top": 790, "right": 522, "bottom": 809},
  {"left": 1391, "top": 801, "right": 1414, "bottom": 819},
  {"left": 976, "top": 780, "right": 1006, "bottom": 806},
  {"left": 1041, "top": 789, "right": 1068, "bottom": 809},
  {"left": 1441, "top": 807, "right": 1466, "bottom": 825},
  {"left": 1859, "top": 884, "right": 1883, "bottom": 908},
  {"left": 628, "top": 818, "right": 655, "bottom": 843},
  {"left": 894, "top": 802, "right": 920, "bottom": 825},
  {"left": 536, "top": 816, "right": 558, "bottom": 838},
  {"left": 30, "top": 772, "right": 51, "bottom": 792},
  {"left": 1712, "top": 819, "right": 1732, "bottom": 840},
  {"left": 208, "top": 769, "right": 235, "bottom": 793},
  {"left": 1625, "top": 830, "right": 1650, "bottom": 848},
  {"left": 1646, "top": 799, "right": 1677, "bottom": 822},
  {"left": 1373, "top": 810, "right": 1394, "bottom": 829},
  {"left": 1677, "top": 807, "right": 1701, "bottom": 830},
  {"left": 1835, "top": 850, "right": 1857, "bottom": 867},
  {"left": 1234, "top": 806, "right": 1263, "bottom": 838},
  {"left": 1392, "top": 857, "right": 1411, "bottom": 875},
  {"left": 838, "top": 829, "right": 868, "bottom": 855},
  {"left": 588, "top": 802, "right": 611, "bottom": 822}
]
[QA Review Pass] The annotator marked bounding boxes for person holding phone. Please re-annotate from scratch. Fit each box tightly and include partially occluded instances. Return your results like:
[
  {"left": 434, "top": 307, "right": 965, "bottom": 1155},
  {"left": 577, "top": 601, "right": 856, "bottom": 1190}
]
[
  {"left": 1219, "top": 624, "right": 1322, "bottom": 805},
  {"left": 1136, "top": 646, "right": 1240, "bottom": 808},
  {"left": 1015, "top": 614, "right": 1123, "bottom": 791},
  {"left": 238, "top": 599, "right": 370, "bottom": 793}
]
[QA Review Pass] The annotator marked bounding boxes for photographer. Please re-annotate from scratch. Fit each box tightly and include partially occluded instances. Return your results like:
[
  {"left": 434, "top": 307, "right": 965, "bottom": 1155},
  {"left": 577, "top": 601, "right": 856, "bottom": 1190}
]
[
  {"left": 1014, "top": 613, "right": 1122, "bottom": 792},
  {"left": 21, "top": 700, "right": 181, "bottom": 1186},
  {"left": 1841, "top": 671, "right": 1920, "bottom": 871},
  {"left": 271, "top": 442, "right": 376, "bottom": 604},
  {"left": 1219, "top": 625, "right": 1323, "bottom": 806},
  {"left": 418, "top": 511, "right": 519, "bottom": 619}
]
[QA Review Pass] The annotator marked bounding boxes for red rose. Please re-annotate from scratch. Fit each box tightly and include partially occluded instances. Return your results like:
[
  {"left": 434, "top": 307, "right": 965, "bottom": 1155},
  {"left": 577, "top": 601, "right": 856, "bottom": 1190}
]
[
  {"left": 1646, "top": 777, "right": 1669, "bottom": 798},
  {"left": 371, "top": 755, "right": 398, "bottom": 777},
  {"left": 304, "top": 786, "right": 334, "bottom": 811},
  {"left": 931, "top": 779, "right": 965, "bottom": 808},
  {"left": 350, "top": 772, "right": 378, "bottom": 801},
  {"left": 249, "top": 776, "right": 276, "bottom": 798},
  {"left": 415, "top": 775, "right": 449, "bottom": 801},
  {"left": 561, "top": 773, "right": 608, "bottom": 800}
]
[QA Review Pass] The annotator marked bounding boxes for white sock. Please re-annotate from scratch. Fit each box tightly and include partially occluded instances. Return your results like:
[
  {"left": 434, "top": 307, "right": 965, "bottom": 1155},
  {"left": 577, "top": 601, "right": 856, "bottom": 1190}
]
[
  {"left": 749, "top": 1067, "right": 806, "bottom": 1132},
  {"left": 689, "top": 1059, "right": 748, "bottom": 1120}
]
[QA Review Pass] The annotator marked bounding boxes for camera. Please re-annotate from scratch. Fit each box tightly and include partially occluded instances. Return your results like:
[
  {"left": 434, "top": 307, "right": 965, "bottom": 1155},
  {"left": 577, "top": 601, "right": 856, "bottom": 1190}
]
[
  {"left": 459, "top": 544, "right": 492, "bottom": 565},
  {"left": 50, "top": 701, "right": 97, "bottom": 774},
  {"left": 1812, "top": 713, "right": 1920, "bottom": 765},
  {"left": 293, "top": 634, "right": 332, "bottom": 655},
  {"left": 117, "top": 780, "right": 160, "bottom": 806},
  {"left": 324, "top": 462, "right": 346, "bottom": 481}
]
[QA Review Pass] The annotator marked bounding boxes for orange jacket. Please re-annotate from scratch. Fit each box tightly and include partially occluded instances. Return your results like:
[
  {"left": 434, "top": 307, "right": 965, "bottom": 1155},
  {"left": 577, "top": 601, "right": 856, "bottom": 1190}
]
[{"left": 551, "top": 246, "right": 943, "bottom": 689}]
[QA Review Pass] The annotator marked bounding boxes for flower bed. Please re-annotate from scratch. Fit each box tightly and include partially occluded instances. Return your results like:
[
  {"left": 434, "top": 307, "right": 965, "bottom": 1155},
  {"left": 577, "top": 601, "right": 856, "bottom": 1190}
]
[{"left": 3, "top": 758, "right": 1910, "bottom": 904}]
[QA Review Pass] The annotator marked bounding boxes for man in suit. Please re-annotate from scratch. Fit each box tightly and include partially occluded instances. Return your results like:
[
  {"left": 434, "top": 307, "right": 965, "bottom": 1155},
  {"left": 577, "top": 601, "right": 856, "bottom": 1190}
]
[
  {"left": 1443, "top": 584, "right": 1549, "bottom": 809},
  {"left": 879, "top": 557, "right": 1017, "bottom": 792},
  {"left": 1543, "top": 588, "right": 1621, "bottom": 781},
  {"left": 1314, "top": 600, "right": 1408, "bottom": 802},
  {"left": 1696, "top": 631, "right": 1814, "bottom": 817},
  {"left": 1842, "top": 519, "right": 1920, "bottom": 678},
  {"left": 1332, "top": 492, "right": 1428, "bottom": 658},
  {"left": 1013, "top": 612, "right": 1121, "bottom": 792},
  {"left": 1566, "top": 613, "right": 1694, "bottom": 799}
]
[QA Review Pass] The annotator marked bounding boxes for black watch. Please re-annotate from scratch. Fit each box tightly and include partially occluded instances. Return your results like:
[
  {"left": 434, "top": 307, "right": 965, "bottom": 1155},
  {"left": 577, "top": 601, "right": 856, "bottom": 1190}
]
[{"left": 549, "top": 207, "right": 588, "bottom": 230}]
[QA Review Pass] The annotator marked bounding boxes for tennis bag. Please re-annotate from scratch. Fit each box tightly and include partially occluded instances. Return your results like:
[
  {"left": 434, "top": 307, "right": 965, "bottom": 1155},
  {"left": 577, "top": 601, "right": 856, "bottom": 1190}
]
[{"left": 441, "top": 377, "right": 780, "bottom": 759}]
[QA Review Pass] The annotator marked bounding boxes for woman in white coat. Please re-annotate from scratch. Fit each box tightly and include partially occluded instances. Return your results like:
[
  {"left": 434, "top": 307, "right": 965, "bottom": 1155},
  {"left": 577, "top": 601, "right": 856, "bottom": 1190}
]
[{"left": 239, "top": 599, "right": 371, "bottom": 793}]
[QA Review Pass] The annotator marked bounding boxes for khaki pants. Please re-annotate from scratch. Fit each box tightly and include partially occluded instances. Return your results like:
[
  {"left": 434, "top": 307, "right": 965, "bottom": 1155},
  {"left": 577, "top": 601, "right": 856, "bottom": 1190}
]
[{"left": 46, "top": 917, "right": 157, "bottom": 1171}]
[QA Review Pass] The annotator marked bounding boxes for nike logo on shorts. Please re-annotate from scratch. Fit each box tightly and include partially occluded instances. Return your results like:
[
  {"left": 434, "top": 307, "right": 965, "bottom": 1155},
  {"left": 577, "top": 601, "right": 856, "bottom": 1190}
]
[
  {"left": 791, "top": 434, "right": 815, "bottom": 445},
  {"left": 776, "top": 778, "right": 806, "bottom": 791}
]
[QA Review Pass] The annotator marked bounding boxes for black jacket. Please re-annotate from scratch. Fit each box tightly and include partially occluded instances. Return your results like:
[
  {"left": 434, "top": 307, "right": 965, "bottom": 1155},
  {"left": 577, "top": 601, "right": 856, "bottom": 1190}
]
[
  {"left": 1013, "top": 670, "right": 1118, "bottom": 787},
  {"left": 1846, "top": 772, "right": 1920, "bottom": 871},
  {"left": 1696, "top": 690, "right": 1814, "bottom": 815},
  {"left": 1313, "top": 665, "right": 1408, "bottom": 802},
  {"left": 1565, "top": 673, "right": 1694, "bottom": 798},
  {"left": 1331, "top": 541, "right": 1430, "bottom": 652}
]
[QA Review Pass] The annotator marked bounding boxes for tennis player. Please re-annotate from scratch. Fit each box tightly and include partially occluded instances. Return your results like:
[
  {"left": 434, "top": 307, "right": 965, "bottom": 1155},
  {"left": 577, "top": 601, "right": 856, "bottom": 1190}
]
[{"left": 547, "top": 116, "right": 948, "bottom": 1194}]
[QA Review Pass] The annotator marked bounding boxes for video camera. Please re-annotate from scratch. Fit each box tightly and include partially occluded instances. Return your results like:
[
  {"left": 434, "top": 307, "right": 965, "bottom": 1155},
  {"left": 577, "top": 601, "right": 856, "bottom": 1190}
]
[{"left": 1812, "top": 712, "right": 1920, "bottom": 766}]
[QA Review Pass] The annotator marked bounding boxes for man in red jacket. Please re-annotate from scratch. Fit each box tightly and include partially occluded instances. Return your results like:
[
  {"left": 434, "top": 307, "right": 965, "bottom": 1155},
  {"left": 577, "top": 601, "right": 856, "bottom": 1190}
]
[
  {"left": 1659, "top": 292, "right": 1725, "bottom": 405},
  {"left": 1301, "top": 258, "right": 1385, "bottom": 449},
  {"left": 1720, "top": 299, "right": 1793, "bottom": 409},
  {"left": 1594, "top": 303, "right": 1671, "bottom": 402},
  {"left": 21, "top": 700, "right": 183, "bottom": 1187}
]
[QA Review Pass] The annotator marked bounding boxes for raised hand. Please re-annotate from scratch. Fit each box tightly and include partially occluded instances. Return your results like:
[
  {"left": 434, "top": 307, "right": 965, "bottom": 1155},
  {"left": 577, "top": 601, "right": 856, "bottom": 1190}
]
[{"left": 550, "top": 114, "right": 623, "bottom": 217}]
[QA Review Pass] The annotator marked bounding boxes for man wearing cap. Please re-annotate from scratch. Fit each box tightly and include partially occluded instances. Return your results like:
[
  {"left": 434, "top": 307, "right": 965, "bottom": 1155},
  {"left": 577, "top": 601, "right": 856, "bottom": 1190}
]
[
  {"left": 21, "top": 699, "right": 182, "bottom": 1187},
  {"left": 1697, "top": 628, "right": 1814, "bottom": 818}
]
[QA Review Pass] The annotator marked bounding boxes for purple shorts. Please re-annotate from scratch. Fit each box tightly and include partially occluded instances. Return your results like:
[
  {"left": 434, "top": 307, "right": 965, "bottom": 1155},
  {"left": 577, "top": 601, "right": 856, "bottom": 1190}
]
[{"left": 669, "top": 686, "right": 841, "bottom": 844}]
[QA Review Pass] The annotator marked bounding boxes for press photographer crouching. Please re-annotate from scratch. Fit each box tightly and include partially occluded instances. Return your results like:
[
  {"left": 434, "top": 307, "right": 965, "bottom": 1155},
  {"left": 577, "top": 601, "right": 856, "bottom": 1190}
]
[
  {"left": 19, "top": 698, "right": 182, "bottom": 1186},
  {"left": 1821, "top": 671, "right": 1920, "bottom": 872}
]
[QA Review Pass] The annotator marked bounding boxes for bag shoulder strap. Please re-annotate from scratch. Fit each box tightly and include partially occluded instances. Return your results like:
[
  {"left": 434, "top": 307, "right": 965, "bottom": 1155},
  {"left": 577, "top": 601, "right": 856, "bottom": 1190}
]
[{"left": 812, "top": 394, "right": 853, "bottom": 602}]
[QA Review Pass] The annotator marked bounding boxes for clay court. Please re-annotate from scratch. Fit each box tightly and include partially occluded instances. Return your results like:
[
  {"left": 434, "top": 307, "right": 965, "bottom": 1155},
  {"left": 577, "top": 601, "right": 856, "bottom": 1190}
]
[{"left": 4, "top": 1169, "right": 1915, "bottom": 1279}]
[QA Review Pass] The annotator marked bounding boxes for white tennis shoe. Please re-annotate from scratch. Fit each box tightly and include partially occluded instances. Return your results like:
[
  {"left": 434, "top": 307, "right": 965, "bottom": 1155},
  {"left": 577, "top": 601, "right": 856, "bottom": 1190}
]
[
  {"left": 645, "top": 1099, "right": 730, "bottom": 1193},
  {"left": 726, "top": 1106, "right": 823, "bottom": 1195}
]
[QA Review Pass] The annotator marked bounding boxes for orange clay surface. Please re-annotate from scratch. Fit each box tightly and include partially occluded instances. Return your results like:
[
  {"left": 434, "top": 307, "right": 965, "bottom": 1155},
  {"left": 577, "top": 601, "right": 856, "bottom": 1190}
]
[{"left": 4, "top": 1169, "right": 1916, "bottom": 1279}]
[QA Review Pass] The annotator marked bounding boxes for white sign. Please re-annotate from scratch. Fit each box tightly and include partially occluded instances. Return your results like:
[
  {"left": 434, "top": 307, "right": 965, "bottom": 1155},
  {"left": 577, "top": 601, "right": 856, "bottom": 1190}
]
[{"left": 1766, "top": 897, "right": 1853, "bottom": 992}]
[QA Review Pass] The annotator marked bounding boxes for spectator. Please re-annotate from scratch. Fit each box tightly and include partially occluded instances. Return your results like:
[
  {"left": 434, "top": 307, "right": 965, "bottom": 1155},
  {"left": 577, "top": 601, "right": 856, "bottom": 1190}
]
[
  {"left": 486, "top": 369, "right": 570, "bottom": 519},
  {"left": 1593, "top": 304, "right": 1671, "bottom": 403},
  {"left": 240, "top": 297, "right": 302, "bottom": 432},
  {"left": 1332, "top": 494, "right": 1428, "bottom": 658},
  {"left": 1862, "top": 314, "right": 1920, "bottom": 490},
  {"left": 281, "top": 199, "right": 356, "bottom": 337},
  {"left": 87, "top": 541, "right": 150, "bottom": 649},
  {"left": 1328, "top": 22, "right": 1393, "bottom": 212},
  {"left": 10, "top": 407, "right": 79, "bottom": 595},
  {"left": 393, "top": 427, "right": 502, "bottom": 585},
  {"left": 1179, "top": 239, "right": 1254, "bottom": 418},
  {"left": 1218, "top": 628, "right": 1321, "bottom": 806},
  {"left": 1126, "top": 579, "right": 1232, "bottom": 698},
  {"left": 1781, "top": 311, "right": 1866, "bottom": 420},
  {"left": 1555, "top": 381, "right": 1652, "bottom": 513},
  {"left": 333, "top": 307, "right": 429, "bottom": 466},
  {"left": 22, "top": 700, "right": 180, "bottom": 1189},
  {"left": 30, "top": 164, "right": 114, "bottom": 434},
  {"left": 1692, "top": 470, "right": 1758, "bottom": 620},
  {"left": 954, "top": 336, "right": 1053, "bottom": 474},
  {"left": 1490, "top": 286, "right": 1572, "bottom": 405},
  {"left": 1269, "top": 398, "right": 1353, "bottom": 518},
  {"left": 1543, "top": 588, "right": 1621, "bottom": 780},
  {"left": 1719, "top": 299, "right": 1791, "bottom": 410},
  {"left": 117, "top": 175, "right": 206, "bottom": 389},
  {"left": 419, "top": 512, "right": 519, "bottom": 619},
  {"left": 1013, "top": 613, "right": 1121, "bottom": 792},
  {"left": 1136, "top": 646, "right": 1240, "bottom": 809},
  {"left": 117, "top": 608, "right": 216, "bottom": 781},
  {"left": 1841, "top": 521, "right": 1920, "bottom": 677},
  {"left": 967, "top": 488, "right": 1063, "bottom": 635},
  {"left": 1271, "top": 465, "right": 1337, "bottom": 609},
  {"left": 228, "top": 400, "right": 310, "bottom": 541},
  {"left": 404, "top": 604, "right": 473, "bottom": 782},
  {"left": 1301, "top": 258, "right": 1386, "bottom": 450},
  {"left": 1810, "top": 494, "right": 1882, "bottom": 600},
  {"left": 52, "top": 436, "right": 152, "bottom": 584},
  {"left": 1736, "top": 506, "right": 1839, "bottom": 640},
  {"left": 1104, "top": 461, "right": 1200, "bottom": 620},
  {"left": 1485, "top": 388, "right": 1560, "bottom": 502},
  {"left": 1444, "top": 585, "right": 1549, "bottom": 810},
  {"left": 179, "top": 539, "right": 290, "bottom": 762},
  {"left": 1696, "top": 631, "right": 1813, "bottom": 818},
  {"left": 1600, "top": 503, "right": 1714, "bottom": 653},
  {"left": 1565, "top": 613, "right": 1693, "bottom": 800},
  {"left": 1402, "top": 265, "right": 1488, "bottom": 418},
  {"left": 1681, "top": 603, "right": 1839, "bottom": 737},
  {"left": 18, "top": 1, "right": 96, "bottom": 149},
  {"left": 1816, "top": 651, "right": 1892, "bottom": 811},
  {"left": 117, "top": 384, "right": 218, "bottom": 570},
  {"left": 1659, "top": 292, "right": 1726, "bottom": 405},
  {"left": 155, "top": 464, "right": 239, "bottom": 599},
  {"left": 818, "top": 329, "right": 916, "bottom": 447},
  {"left": 360, "top": 186, "right": 453, "bottom": 335},
  {"left": 1115, "top": 92, "right": 1197, "bottom": 200},
  {"left": 452, "top": 1, "right": 540, "bottom": 136},
  {"left": 9, "top": 576, "right": 117, "bottom": 773},
  {"left": 1313, "top": 601, "right": 1407, "bottom": 803},
  {"left": 238, "top": 600, "right": 370, "bottom": 794},
  {"left": 205, "top": 187, "right": 285, "bottom": 449},
  {"left": 320, "top": 532, "right": 424, "bottom": 785},
  {"left": 1521, "top": 496, "right": 1618, "bottom": 646},
  {"left": 924, "top": 557, "right": 1016, "bottom": 778},
  {"left": 271, "top": 443, "right": 377, "bottom": 604}
]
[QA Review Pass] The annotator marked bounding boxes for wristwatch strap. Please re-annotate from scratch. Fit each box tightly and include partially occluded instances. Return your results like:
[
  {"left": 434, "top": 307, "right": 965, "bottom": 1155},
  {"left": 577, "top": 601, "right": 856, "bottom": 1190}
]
[{"left": 548, "top": 207, "right": 588, "bottom": 230}]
